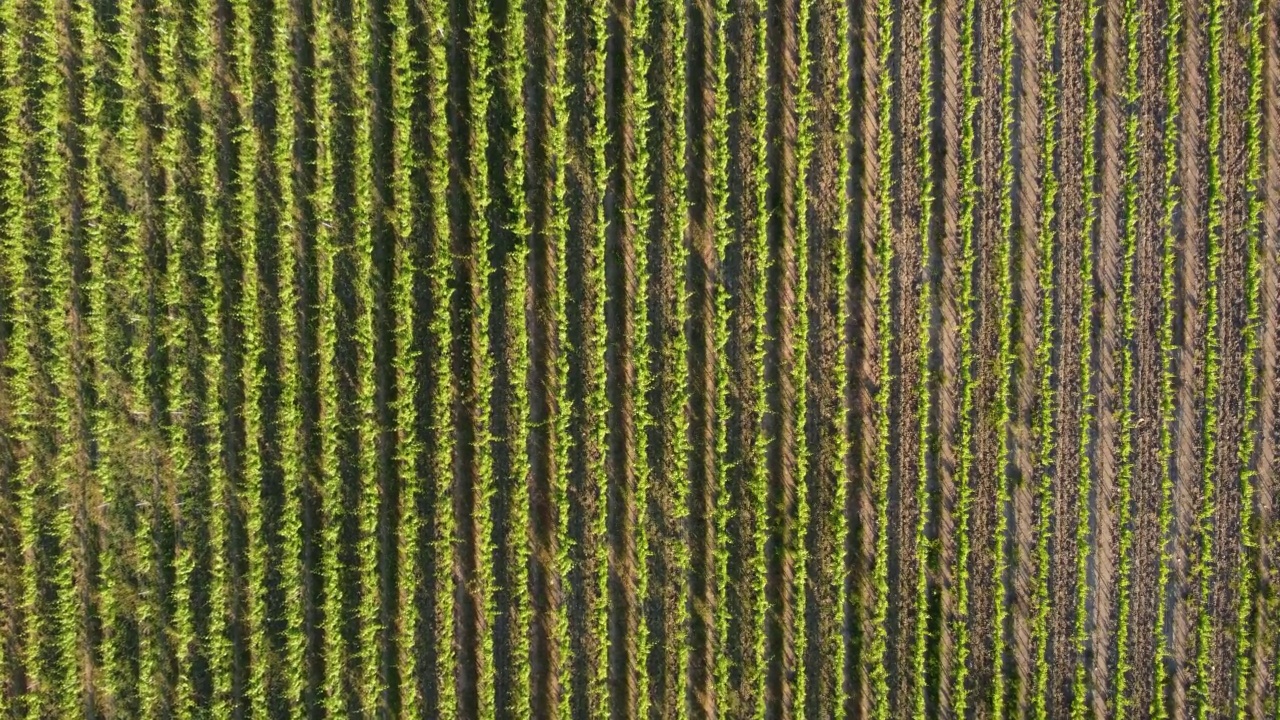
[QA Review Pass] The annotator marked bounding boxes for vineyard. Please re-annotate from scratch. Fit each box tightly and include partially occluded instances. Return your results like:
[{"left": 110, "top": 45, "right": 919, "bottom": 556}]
[{"left": 0, "top": 0, "right": 1276, "bottom": 716}]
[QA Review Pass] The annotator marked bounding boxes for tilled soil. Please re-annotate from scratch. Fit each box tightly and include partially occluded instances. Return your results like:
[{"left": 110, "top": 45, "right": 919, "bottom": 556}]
[
  {"left": 1046, "top": 0, "right": 1088, "bottom": 714},
  {"left": 0, "top": 0, "right": 1275, "bottom": 718},
  {"left": 1171, "top": 0, "right": 1211, "bottom": 716}
]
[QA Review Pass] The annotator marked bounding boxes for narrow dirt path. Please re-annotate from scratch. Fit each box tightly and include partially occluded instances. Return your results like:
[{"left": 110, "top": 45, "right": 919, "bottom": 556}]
[
  {"left": 762, "top": 0, "right": 800, "bottom": 714},
  {"left": 1123, "top": 0, "right": 1172, "bottom": 712},
  {"left": 1088, "top": 0, "right": 1127, "bottom": 713},
  {"left": 932, "top": 0, "right": 963, "bottom": 711},
  {"left": 366, "top": 0, "right": 401, "bottom": 711},
  {"left": 561, "top": 0, "right": 610, "bottom": 715},
  {"left": 800, "top": 0, "right": 849, "bottom": 713},
  {"left": 1250, "top": 2, "right": 1280, "bottom": 712},
  {"left": 719, "top": 0, "right": 768, "bottom": 714},
  {"left": 847, "top": 0, "right": 890, "bottom": 711},
  {"left": 639, "top": 0, "right": 689, "bottom": 714},
  {"left": 1007, "top": 0, "right": 1044, "bottom": 713},
  {"left": 685, "top": 0, "right": 717, "bottom": 713},
  {"left": 0, "top": 21, "right": 21, "bottom": 692},
  {"left": 322, "top": 0, "right": 369, "bottom": 710},
  {"left": 444, "top": 0, "right": 496, "bottom": 709},
  {"left": 970, "top": 0, "right": 1014, "bottom": 710},
  {"left": 0, "top": 8, "right": 23, "bottom": 695},
  {"left": 398, "top": 1, "right": 457, "bottom": 715},
  {"left": 603, "top": 0, "right": 646, "bottom": 712},
  {"left": 517, "top": 0, "right": 559, "bottom": 709},
  {"left": 285, "top": 0, "right": 325, "bottom": 712},
  {"left": 1047, "top": 1, "right": 1089, "bottom": 714},
  {"left": 211, "top": 0, "right": 253, "bottom": 711},
  {"left": 1170, "top": 0, "right": 1209, "bottom": 715},
  {"left": 1204, "top": 0, "right": 1255, "bottom": 712},
  {"left": 166, "top": 0, "right": 217, "bottom": 711},
  {"left": 888, "top": 0, "right": 929, "bottom": 712}
]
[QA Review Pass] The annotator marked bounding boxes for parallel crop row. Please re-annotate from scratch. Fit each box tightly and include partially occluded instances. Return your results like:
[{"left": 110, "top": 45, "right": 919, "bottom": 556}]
[{"left": 0, "top": 0, "right": 1273, "bottom": 717}]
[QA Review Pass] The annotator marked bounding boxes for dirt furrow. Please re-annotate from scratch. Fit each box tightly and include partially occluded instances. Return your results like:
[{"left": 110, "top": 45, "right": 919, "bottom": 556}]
[
  {"left": 286, "top": 0, "right": 325, "bottom": 712},
  {"left": 1121, "top": 0, "right": 1171, "bottom": 713},
  {"left": 1046, "top": 0, "right": 1088, "bottom": 713},
  {"left": 129, "top": 0, "right": 181, "bottom": 710},
  {"left": 887, "top": 0, "right": 928, "bottom": 711},
  {"left": 800, "top": 0, "right": 848, "bottom": 713},
  {"left": 1088, "top": 0, "right": 1127, "bottom": 712},
  {"left": 966, "top": 0, "right": 1016, "bottom": 716},
  {"left": 0, "top": 12, "right": 21, "bottom": 696},
  {"left": 366, "top": 0, "right": 401, "bottom": 709},
  {"left": 246, "top": 0, "right": 295, "bottom": 710},
  {"left": 167, "top": 0, "right": 216, "bottom": 710},
  {"left": 640, "top": 0, "right": 688, "bottom": 713},
  {"left": 719, "top": 0, "right": 767, "bottom": 713},
  {"left": 932, "top": 0, "right": 962, "bottom": 710},
  {"left": 485, "top": 0, "right": 534, "bottom": 711},
  {"left": 211, "top": 0, "right": 253, "bottom": 711},
  {"left": 1204, "top": 0, "right": 1254, "bottom": 713},
  {"left": 685, "top": 0, "right": 717, "bottom": 712},
  {"left": 762, "top": 0, "right": 800, "bottom": 712},
  {"left": 1006, "top": 0, "right": 1043, "bottom": 713},
  {"left": 445, "top": 0, "right": 497, "bottom": 710},
  {"left": 560, "top": 0, "right": 610, "bottom": 715},
  {"left": 323, "top": 0, "right": 367, "bottom": 709},
  {"left": 1169, "top": 0, "right": 1208, "bottom": 715},
  {"left": 520, "top": 0, "right": 561, "bottom": 709},
  {"left": 0, "top": 279, "right": 18, "bottom": 716},
  {"left": 602, "top": 0, "right": 645, "bottom": 712},
  {"left": 1251, "top": 1, "right": 1280, "bottom": 712},
  {"left": 0, "top": 9, "right": 22, "bottom": 699},
  {"left": 53, "top": 1, "right": 109, "bottom": 713},
  {"left": 846, "top": 0, "right": 887, "bottom": 709},
  {"left": 399, "top": 0, "right": 452, "bottom": 712}
]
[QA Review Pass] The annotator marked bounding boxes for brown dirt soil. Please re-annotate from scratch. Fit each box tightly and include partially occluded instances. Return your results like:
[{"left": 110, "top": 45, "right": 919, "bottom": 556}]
[
  {"left": 684, "top": 0, "right": 717, "bottom": 713},
  {"left": 847, "top": 0, "right": 884, "bottom": 712},
  {"left": 1250, "top": 2, "right": 1280, "bottom": 713},
  {"left": 719, "top": 0, "right": 767, "bottom": 715},
  {"left": 762, "top": 0, "right": 801, "bottom": 715},
  {"left": 1170, "top": 0, "right": 1210, "bottom": 716},
  {"left": 933, "top": 0, "right": 963, "bottom": 712},
  {"left": 285, "top": 0, "right": 326, "bottom": 710},
  {"left": 800, "top": 0, "right": 849, "bottom": 715},
  {"left": 602, "top": 0, "right": 643, "bottom": 715},
  {"left": 1122, "top": 0, "right": 1172, "bottom": 712},
  {"left": 10, "top": 0, "right": 1280, "bottom": 716},
  {"left": 1204, "top": 0, "right": 1255, "bottom": 713},
  {"left": 1008, "top": 0, "right": 1043, "bottom": 713},
  {"left": 516, "top": 0, "right": 560, "bottom": 708},
  {"left": 640, "top": 0, "right": 687, "bottom": 714},
  {"left": 887, "top": 0, "right": 928, "bottom": 713},
  {"left": 967, "top": 0, "right": 1018, "bottom": 715},
  {"left": 1088, "top": 0, "right": 1127, "bottom": 714},
  {"left": 445, "top": 0, "right": 491, "bottom": 708},
  {"left": 1046, "top": 1, "right": 1089, "bottom": 715},
  {"left": 560, "top": 0, "right": 609, "bottom": 715}
]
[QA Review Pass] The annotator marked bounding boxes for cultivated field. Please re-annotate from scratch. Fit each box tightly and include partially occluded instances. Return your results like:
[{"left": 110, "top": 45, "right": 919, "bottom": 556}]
[{"left": 0, "top": 0, "right": 1276, "bottom": 717}]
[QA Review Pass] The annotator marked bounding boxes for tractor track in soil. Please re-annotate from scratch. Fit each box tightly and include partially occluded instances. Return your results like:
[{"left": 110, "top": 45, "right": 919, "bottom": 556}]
[
  {"left": 886, "top": 0, "right": 929, "bottom": 712},
  {"left": 1170, "top": 0, "right": 1209, "bottom": 714},
  {"left": 1008, "top": 0, "right": 1044, "bottom": 713},
  {"left": 1251, "top": 2, "right": 1280, "bottom": 713},
  {"left": 1089, "top": 0, "right": 1127, "bottom": 712},
  {"left": 1204, "top": 0, "right": 1255, "bottom": 713},
  {"left": 1122, "top": 0, "right": 1173, "bottom": 712},
  {"left": 1047, "top": 0, "right": 1089, "bottom": 713},
  {"left": 968, "top": 0, "right": 1016, "bottom": 714}
]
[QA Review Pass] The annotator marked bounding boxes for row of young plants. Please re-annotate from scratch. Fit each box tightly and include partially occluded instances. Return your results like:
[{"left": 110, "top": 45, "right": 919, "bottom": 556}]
[{"left": 0, "top": 0, "right": 1275, "bottom": 717}]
